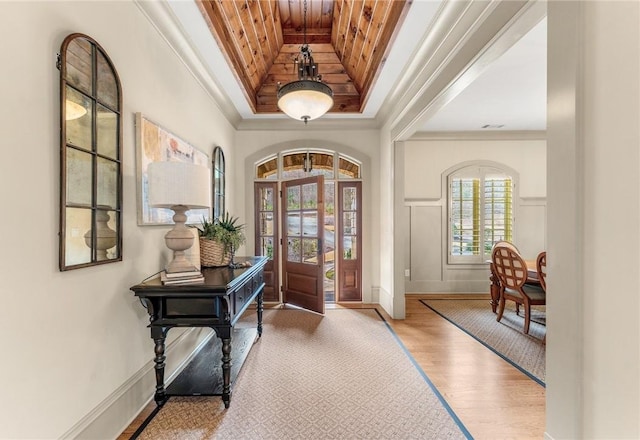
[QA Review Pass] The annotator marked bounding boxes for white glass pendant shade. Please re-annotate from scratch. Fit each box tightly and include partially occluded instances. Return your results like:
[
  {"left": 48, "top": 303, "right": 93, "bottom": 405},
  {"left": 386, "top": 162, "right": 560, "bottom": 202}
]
[{"left": 277, "top": 80, "right": 334, "bottom": 123}]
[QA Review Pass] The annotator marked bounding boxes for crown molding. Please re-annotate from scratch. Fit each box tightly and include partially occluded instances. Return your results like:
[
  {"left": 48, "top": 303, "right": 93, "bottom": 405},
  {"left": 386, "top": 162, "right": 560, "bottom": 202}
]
[
  {"left": 409, "top": 130, "right": 546, "bottom": 141},
  {"left": 236, "top": 116, "right": 380, "bottom": 132}
]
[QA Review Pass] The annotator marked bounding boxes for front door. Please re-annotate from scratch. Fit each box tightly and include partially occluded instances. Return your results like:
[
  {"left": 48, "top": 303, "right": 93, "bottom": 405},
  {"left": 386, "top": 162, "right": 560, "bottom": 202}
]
[{"left": 281, "top": 176, "right": 325, "bottom": 314}]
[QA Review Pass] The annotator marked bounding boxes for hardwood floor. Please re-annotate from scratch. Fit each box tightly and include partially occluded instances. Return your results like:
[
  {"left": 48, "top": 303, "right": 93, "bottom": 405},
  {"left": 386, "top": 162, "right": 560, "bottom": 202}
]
[
  {"left": 118, "top": 294, "right": 545, "bottom": 439},
  {"left": 384, "top": 295, "right": 545, "bottom": 439}
]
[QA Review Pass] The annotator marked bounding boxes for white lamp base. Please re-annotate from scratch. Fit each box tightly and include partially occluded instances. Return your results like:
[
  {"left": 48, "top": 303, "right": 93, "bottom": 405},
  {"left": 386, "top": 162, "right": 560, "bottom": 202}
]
[{"left": 164, "top": 205, "right": 199, "bottom": 274}]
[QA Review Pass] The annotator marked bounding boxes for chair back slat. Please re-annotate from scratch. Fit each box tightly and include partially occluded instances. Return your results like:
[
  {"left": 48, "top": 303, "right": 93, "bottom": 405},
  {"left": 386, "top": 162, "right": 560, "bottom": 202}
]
[
  {"left": 536, "top": 251, "right": 547, "bottom": 291},
  {"left": 491, "top": 240, "right": 520, "bottom": 255},
  {"left": 491, "top": 246, "right": 527, "bottom": 288}
]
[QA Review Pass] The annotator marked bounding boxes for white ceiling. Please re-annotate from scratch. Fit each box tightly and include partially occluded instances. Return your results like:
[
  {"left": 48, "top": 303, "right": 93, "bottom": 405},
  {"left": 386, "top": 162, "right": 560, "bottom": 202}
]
[
  {"left": 421, "top": 16, "right": 547, "bottom": 132},
  {"left": 165, "top": 0, "right": 546, "bottom": 131}
]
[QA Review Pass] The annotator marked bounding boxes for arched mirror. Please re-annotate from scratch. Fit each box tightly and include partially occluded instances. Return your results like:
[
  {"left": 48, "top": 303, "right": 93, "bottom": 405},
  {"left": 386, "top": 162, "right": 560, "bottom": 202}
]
[
  {"left": 58, "top": 33, "right": 123, "bottom": 270},
  {"left": 212, "top": 146, "right": 225, "bottom": 220}
]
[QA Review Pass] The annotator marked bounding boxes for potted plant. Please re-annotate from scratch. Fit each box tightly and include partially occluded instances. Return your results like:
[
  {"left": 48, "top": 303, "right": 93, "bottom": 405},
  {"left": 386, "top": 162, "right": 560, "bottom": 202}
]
[{"left": 195, "top": 213, "right": 246, "bottom": 267}]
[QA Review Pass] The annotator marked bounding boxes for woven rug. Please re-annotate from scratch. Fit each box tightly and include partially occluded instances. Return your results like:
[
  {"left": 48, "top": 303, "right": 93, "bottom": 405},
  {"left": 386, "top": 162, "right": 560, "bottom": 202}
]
[
  {"left": 133, "top": 308, "right": 470, "bottom": 439},
  {"left": 420, "top": 299, "right": 546, "bottom": 384}
]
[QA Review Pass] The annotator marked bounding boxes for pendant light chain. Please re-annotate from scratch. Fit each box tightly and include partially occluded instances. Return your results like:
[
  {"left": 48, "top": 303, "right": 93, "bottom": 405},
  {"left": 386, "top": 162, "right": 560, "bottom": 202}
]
[{"left": 303, "top": 0, "right": 307, "bottom": 46}]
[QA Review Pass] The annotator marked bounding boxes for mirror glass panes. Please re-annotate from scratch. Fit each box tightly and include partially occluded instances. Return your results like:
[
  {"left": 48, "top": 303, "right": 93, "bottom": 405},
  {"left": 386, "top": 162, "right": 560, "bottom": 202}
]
[
  {"left": 212, "top": 146, "right": 225, "bottom": 220},
  {"left": 96, "top": 104, "right": 118, "bottom": 158},
  {"left": 66, "top": 86, "right": 92, "bottom": 149},
  {"left": 59, "top": 33, "right": 122, "bottom": 270}
]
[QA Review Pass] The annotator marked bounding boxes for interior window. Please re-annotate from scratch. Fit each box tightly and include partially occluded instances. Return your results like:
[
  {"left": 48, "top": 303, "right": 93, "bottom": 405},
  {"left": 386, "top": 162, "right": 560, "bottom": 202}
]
[{"left": 449, "top": 165, "right": 513, "bottom": 264}]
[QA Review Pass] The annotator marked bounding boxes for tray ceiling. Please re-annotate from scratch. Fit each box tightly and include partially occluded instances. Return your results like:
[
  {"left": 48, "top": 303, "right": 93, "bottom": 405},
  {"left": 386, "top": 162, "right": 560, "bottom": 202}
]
[{"left": 196, "top": 0, "right": 409, "bottom": 115}]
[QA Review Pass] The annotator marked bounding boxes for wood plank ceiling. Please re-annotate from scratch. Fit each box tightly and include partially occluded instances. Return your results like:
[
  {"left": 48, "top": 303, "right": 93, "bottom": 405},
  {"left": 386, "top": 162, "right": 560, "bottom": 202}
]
[{"left": 196, "top": 0, "right": 409, "bottom": 115}]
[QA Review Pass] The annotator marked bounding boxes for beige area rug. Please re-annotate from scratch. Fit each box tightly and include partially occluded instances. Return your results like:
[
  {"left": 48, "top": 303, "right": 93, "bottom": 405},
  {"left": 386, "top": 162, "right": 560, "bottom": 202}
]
[
  {"left": 421, "top": 299, "right": 546, "bottom": 384},
  {"left": 134, "top": 308, "right": 470, "bottom": 440}
]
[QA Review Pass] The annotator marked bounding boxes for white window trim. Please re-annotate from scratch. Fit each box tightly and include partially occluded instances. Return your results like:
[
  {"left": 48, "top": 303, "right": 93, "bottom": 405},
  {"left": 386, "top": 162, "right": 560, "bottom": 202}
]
[{"left": 441, "top": 160, "right": 519, "bottom": 266}]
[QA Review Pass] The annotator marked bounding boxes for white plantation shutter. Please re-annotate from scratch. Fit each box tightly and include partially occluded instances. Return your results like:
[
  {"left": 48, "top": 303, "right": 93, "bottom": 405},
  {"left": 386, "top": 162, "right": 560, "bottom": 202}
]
[{"left": 449, "top": 166, "right": 514, "bottom": 263}]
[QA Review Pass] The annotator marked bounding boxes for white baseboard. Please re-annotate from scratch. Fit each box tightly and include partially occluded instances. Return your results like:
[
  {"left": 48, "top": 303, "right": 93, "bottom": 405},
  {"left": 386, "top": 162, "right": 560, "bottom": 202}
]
[
  {"left": 405, "top": 280, "right": 490, "bottom": 293},
  {"left": 60, "top": 328, "right": 214, "bottom": 440},
  {"left": 376, "top": 286, "right": 393, "bottom": 315}
]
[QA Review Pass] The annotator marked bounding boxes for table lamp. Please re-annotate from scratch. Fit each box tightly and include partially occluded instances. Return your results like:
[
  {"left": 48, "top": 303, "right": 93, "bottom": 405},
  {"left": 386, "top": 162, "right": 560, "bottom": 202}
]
[{"left": 147, "top": 161, "right": 210, "bottom": 273}]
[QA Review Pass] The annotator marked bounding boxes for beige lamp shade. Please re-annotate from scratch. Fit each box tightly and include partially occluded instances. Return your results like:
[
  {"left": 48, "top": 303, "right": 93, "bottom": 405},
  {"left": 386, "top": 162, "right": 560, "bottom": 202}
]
[{"left": 148, "top": 161, "right": 210, "bottom": 209}]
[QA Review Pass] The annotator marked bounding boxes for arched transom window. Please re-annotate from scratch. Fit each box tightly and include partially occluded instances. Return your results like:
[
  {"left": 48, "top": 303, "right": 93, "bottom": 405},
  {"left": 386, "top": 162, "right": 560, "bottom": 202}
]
[{"left": 256, "top": 151, "right": 361, "bottom": 180}]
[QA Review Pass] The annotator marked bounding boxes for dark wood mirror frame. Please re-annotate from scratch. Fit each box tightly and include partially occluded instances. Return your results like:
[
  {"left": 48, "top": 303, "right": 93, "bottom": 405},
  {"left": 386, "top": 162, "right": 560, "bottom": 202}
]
[
  {"left": 212, "top": 146, "right": 225, "bottom": 220},
  {"left": 58, "top": 33, "right": 123, "bottom": 271}
]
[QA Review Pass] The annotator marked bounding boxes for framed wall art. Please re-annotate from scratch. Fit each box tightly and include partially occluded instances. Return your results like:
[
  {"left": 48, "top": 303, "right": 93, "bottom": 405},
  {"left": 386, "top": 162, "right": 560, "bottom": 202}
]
[{"left": 135, "top": 113, "right": 210, "bottom": 225}]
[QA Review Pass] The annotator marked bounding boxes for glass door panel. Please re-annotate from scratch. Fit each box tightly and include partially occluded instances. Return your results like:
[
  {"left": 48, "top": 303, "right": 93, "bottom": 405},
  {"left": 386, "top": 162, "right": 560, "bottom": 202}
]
[
  {"left": 254, "top": 182, "right": 279, "bottom": 302},
  {"left": 337, "top": 182, "right": 362, "bottom": 301},
  {"left": 324, "top": 181, "right": 336, "bottom": 302}
]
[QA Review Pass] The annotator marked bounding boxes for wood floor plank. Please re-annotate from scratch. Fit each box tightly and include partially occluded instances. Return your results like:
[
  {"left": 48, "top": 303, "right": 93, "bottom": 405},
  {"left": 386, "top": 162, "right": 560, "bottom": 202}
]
[
  {"left": 118, "top": 296, "right": 545, "bottom": 439},
  {"left": 386, "top": 296, "right": 545, "bottom": 440}
]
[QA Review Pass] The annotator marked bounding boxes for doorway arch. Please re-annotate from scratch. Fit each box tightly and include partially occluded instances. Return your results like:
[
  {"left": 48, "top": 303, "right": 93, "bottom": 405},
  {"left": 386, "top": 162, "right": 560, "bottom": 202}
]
[{"left": 244, "top": 140, "right": 372, "bottom": 304}]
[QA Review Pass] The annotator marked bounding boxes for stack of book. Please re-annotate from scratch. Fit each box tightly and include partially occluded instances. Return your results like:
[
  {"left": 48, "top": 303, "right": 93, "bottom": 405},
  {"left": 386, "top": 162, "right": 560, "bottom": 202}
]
[{"left": 160, "top": 269, "right": 205, "bottom": 285}]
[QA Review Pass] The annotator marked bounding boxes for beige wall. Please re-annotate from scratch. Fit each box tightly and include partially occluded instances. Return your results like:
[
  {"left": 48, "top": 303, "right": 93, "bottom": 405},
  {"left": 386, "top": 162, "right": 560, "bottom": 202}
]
[
  {"left": 546, "top": 1, "right": 640, "bottom": 438},
  {"left": 1, "top": 1, "right": 638, "bottom": 439},
  {"left": 403, "top": 136, "right": 547, "bottom": 293},
  {"left": 0, "top": 1, "right": 234, "bottom": 438}
]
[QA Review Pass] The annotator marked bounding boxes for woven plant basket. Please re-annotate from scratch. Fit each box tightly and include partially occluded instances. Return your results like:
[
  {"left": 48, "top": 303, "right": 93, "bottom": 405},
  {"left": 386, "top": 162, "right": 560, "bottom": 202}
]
[{"left": 199, "top": 238, "right": 231, "bottom": 267}]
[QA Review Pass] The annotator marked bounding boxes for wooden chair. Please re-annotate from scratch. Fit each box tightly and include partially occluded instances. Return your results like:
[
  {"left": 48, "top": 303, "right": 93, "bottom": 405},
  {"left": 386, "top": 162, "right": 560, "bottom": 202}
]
[
  {"left": 491, "top": 240, "right": 520, "bottom": 254},
  {"left": 492, "top": 246, "right": 546, "bottom": 335},
  {"left": 536, "top": 251, "right": 547, "bottom": 343},
  {"left": 488, "top": 241, "right": 522, "bottom": 313},
  {"left": 536, "top": 251, "right": 547, "bottom": 291}
]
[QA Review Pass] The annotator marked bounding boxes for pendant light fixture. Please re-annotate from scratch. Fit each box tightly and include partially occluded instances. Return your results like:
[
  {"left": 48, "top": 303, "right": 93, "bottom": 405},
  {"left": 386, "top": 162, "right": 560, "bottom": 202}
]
[{"left": 277, "top": 0, "right": 334, "bottom": 124}]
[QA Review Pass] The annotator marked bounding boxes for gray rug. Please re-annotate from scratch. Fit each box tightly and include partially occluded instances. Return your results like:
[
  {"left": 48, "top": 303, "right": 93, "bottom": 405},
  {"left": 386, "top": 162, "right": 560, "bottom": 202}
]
[
  {"left": 134, "top": 308, "right": 471, "bottom": 439},
  {"left": 421, "top": 299, "right": 546, "bottom": 384}
]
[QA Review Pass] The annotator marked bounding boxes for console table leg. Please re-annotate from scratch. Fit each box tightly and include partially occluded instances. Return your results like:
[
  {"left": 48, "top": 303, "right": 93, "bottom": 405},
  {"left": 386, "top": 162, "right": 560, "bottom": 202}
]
[
  {"left": 152, "top": 333, "right": 167, "bottom": 406},
  {"left": 221, "top": 337, "right": 231, "bottom": 408},
  {"left": 257, "top": 290, "right": 264, "bottom": 337}
]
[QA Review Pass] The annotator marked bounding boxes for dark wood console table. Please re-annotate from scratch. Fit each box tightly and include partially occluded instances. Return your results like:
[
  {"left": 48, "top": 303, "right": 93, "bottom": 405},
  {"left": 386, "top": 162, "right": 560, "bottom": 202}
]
[{"left": 130, "top": 256, "right": 267, "bottom": 408}]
